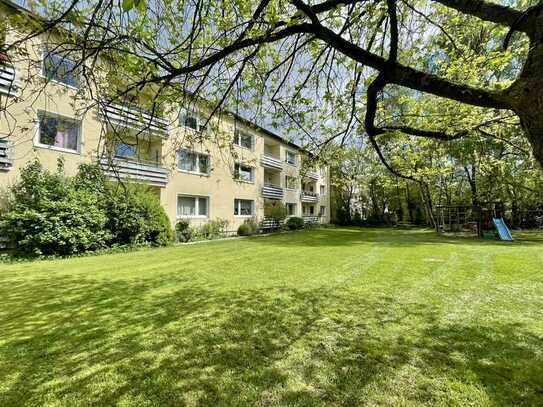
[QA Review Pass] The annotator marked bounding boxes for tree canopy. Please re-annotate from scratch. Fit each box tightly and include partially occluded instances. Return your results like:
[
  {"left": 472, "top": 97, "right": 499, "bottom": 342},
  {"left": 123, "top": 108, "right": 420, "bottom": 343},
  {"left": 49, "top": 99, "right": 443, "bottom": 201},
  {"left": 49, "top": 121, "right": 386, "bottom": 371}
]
[{"left": 1, "top": 0, "right": 543, "bottom": 172}]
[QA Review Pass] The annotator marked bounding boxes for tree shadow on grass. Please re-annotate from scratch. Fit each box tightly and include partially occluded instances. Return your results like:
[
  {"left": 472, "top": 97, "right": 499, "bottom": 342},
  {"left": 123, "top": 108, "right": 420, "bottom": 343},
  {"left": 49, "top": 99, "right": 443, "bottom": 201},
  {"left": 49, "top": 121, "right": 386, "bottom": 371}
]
[{"left": 0, "top": 276, "right": 542, "bottom": 405}]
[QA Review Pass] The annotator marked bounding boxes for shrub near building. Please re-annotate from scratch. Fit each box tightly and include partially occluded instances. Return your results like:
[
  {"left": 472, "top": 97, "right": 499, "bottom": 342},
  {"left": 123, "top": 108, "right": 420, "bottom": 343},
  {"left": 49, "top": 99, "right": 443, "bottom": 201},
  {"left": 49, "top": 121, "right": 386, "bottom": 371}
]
[{"left": 0, "top": 159, "right": 173, "bottom": 256}]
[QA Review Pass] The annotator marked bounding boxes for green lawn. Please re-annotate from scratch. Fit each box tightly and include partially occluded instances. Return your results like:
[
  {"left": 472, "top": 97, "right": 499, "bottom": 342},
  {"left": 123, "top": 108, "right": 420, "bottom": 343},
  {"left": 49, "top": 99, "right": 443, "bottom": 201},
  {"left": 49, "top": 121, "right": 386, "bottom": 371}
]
[{"left": 1, "top": 228, "right": 543, "bottom": 406}]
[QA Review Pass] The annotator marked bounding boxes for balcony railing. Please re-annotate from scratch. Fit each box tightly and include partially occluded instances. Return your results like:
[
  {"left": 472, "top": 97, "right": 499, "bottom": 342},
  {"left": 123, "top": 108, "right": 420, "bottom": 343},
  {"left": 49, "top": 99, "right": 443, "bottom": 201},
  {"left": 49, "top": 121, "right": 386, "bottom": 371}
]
[
  {"left": 99, "top": 157, "right": 168, "bottom": 187},
  {"left": 306, "top": 171, "right": 319, "bottom": 180},
  {"left": 303, "top": 216, "right": 323, "bottom": 225},
  {"left": 0, "top": 140, "right": 13, "bottom": 171},
  {"left": 260, "top": 154, "right": 283, "bottom": 171},
  {"left": 99, "top": 103, "right": 169, "bottom": 137},
  {"left": 301, "top": 191, "right": 319, "bottom": 203},
  {"left": 0, "top": 62, "right": 18, "bottom": 97},
  {"left": 262, "top": 183, "right": 284, "bottom": 200}
]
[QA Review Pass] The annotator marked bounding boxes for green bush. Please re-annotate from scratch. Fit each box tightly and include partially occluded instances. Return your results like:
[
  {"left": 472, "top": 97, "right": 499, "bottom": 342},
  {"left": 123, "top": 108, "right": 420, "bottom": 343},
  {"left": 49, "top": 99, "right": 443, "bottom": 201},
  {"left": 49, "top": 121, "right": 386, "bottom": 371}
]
[
  {"left": 0, "top": 159, "right": 173, "bottom": 256},
  {"left": 237, "top": 218, "right": 259, "bottom": 236},
  {"left": 199, "top": 218, "right": 229, "bottom": 240},
  {"left": 175, "top": 220, "right": 192, "bottom": 243},
  {"left": 104, "top": 184, "right": 173, "bottom": 246},
  {"left": 0, "top": 160, "right": 110, "bottom": 256},
  {"left": 264, "top": 201, "right": 287, "bottom": 222},
  {"left": 286, "top": 216, "right": 304, "bottom": 230}
]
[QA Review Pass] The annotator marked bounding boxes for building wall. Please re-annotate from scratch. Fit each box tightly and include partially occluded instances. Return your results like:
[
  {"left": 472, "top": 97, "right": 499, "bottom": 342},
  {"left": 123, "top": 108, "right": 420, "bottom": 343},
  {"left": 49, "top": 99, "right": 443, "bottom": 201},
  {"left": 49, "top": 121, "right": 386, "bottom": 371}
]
[{"left": 0, "top": 19, "right": 330, "bottom": 231}]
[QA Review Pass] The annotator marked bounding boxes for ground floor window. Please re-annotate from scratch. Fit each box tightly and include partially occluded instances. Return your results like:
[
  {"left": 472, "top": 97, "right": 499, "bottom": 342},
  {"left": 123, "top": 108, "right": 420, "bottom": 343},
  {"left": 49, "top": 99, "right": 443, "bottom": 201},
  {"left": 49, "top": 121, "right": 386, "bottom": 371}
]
[
  {"left": 234, "top": 199, "right": 254, "bottom": 216},
  {"left": 286, "top": 203, "right": 297, "bottom": 216},
  {"left": 319, "top": 205, "right": 326, "bottom": 216},
  {"left": 37, "top": 112, "right": 80, "bottom": 152},
  {"left": 177, "top": 195, "right": 209, "bottom": 218}
]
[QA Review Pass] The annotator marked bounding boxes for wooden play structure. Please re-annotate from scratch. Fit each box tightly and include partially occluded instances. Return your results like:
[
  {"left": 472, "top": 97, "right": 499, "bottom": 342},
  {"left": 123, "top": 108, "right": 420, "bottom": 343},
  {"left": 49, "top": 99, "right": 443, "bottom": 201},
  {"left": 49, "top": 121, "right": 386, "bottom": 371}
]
[{"left": 435, "top": 202, "right": 510, "bottom": 239}]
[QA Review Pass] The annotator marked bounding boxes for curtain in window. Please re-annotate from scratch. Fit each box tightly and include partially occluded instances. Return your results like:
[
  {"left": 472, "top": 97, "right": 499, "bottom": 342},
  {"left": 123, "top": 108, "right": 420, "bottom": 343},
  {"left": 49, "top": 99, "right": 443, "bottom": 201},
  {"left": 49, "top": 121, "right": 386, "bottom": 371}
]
[
  {"left": 235, "top": 199, "right": 253, "bottom": 216},
  {"left": 39, "top": 116, "right": 79, "bottom": 151},
  {"left": 178, "top": 197, "right": 196, "bottom": 216}
]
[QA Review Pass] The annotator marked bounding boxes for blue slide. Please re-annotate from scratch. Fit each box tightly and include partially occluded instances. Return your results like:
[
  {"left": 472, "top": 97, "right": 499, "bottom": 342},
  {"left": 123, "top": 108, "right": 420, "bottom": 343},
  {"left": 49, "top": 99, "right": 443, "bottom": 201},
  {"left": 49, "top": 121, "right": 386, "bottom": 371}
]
[{"left": 493, "top": 218, "right": 514, "bottom": 241}]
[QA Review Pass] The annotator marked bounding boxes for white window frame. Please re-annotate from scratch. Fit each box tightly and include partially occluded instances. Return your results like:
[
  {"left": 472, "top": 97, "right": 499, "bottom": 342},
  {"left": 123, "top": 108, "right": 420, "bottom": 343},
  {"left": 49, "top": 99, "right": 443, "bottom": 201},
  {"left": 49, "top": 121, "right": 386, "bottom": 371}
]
[
  {"left": 34, "top": 111, "right": 82, "bottom": 154},
  {"left": 285, "top": 150, "right": 297, "bottom": 166},
  {"left": 41, "top": 50, "right": 80, "bottom": 89},
  {"left": 234, "top": 199, "right": 254, "bottom": 217},
  {"left": 233, "top": 130, "right": 254, "bottom": 151},
  {"left": 319, "top": 205, "right": 326, "bottom": 216},
  {"left": 285, "top": 175, "right": 297, "bottom": 191},
  {"left": 176, "top": 194, "right": 210, "bottom": 219},
  {"left": 320, "top": 185, "right": 326, "bottom": 195},
  {"left": 179, "top": 107, "right": 206, "bottom": 132},
  {"left": 177, "top": 148, "right": 210, "bottom": 176},
  {"left": 234, "top": 163, "right": 254, "bottom": 183}
]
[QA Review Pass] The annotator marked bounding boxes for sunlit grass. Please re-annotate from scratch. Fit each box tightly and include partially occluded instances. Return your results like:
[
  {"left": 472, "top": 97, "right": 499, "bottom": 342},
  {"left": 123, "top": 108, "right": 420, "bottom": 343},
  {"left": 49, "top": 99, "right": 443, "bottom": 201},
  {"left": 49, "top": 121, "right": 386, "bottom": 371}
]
[{"left": 1, "top": 228, "right": 542, "bottom": 405}]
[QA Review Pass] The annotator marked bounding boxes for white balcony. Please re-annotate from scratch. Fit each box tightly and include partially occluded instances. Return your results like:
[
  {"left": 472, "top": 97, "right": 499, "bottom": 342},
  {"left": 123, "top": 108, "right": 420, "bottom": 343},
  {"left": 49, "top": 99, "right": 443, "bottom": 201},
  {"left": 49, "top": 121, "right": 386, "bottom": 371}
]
[
  {"left": 261, "top": 154, "right": 283, "bottom": 171},
  {"left": 99, "top": 103, "right": 169, "bottom": 137},
  {"left": 301, "top": 191, "right": 319, "bottom": 203},
  {"left": 306, "top": 171, "right": 319, "bottom": 180},
  {"left": 99, "top": 157, "right": 168, "bottom": 187},
  {"left": 0, "top": 62, "right": 18, "bottom": 97},
  {"left": 0, "top": 140, "right": 13, "bottom": 171},
  {"left": 262, "top": 183, "right": 284, "bottom": 200}
]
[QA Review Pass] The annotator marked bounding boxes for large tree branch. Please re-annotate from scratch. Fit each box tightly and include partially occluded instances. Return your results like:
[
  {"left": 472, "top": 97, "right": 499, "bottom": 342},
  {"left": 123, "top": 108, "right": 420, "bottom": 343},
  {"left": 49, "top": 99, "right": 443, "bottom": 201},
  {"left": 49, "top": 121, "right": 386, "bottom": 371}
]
[
  {"left": 311, "top": 24, "right": 511, "bottom": 109},
  {"left": 431, "top": 0, "right": 530, "bottom": 31}
]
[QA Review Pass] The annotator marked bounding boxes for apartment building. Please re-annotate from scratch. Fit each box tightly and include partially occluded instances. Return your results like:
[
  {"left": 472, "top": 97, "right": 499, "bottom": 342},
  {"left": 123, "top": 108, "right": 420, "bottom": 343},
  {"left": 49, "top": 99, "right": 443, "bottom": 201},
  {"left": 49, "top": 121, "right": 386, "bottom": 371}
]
[{"left": 0, "top": 4, "right": 330, "bottom": 230}]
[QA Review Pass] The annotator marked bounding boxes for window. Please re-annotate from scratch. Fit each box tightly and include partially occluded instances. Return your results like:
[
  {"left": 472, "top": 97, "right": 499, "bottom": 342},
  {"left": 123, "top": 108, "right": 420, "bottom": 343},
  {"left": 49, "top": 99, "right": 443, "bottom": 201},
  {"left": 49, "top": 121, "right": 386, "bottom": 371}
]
[
  {"left": 179, "top": 108, "right": 206, "bottom": 132},
  {"left": 234, "top": 163, "right": 254, "bottom": 182},
  {"left": 319, "top": 206, "right": 326, "bottom": 216},
  {"left": 37, "top": 113, "right": 80, "bottom": 152},
  {"left": 286, "top": 203, "right": 297, "bottom": 216},
  {"left": 303, "top": 182, "right": 315, "bottom": 193},
  {"left": 43, "top": 51, "right": 79, "bottom": 88},
  {"left": 177, "top": 149, "right": 209, "bottom": 175},
  {"left": 320, "top": 185, "right": 325, "bottom": 195},
  {"left": 234, "top": 199, "right": 254, "bottom": 216},
  {"left": 177, "top": 195, "right": 208, "bottom": 218},
  {"left": 285, "top": 150, "right": 297, "bottom": 165},
  {"left": 234, "top": 130, "right": 253, "bottom": 150},
  {"left": 115, "top": 143, "right": 137, "bottom": 159},
  {"left": 285, "top": 176, "right": 297, "bottom": 190},
  {"left": 310, "top": 206, "right": 315, "bottom": 215}
]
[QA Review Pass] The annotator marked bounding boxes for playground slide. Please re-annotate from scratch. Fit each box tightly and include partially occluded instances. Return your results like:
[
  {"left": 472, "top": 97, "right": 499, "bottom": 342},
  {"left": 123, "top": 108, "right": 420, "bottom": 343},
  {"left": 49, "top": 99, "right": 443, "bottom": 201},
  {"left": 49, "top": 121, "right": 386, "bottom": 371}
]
[{"left": 493, "top": 218, "right": 514, "bottom": 241}]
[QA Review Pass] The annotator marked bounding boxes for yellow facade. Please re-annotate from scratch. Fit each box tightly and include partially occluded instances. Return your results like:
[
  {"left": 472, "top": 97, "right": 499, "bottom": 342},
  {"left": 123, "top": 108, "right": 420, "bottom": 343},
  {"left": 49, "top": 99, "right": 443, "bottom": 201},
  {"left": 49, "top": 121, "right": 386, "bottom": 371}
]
[{"left": 0, "top": 17, "right": 330, "bottom": 232}]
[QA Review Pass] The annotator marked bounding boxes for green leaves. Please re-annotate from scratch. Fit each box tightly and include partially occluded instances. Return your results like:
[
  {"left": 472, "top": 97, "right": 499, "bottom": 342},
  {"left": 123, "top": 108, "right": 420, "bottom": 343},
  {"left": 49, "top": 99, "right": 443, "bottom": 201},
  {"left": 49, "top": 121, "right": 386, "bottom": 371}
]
[{"left": 122, "top": 0, "right": 147, "bottom": 12}]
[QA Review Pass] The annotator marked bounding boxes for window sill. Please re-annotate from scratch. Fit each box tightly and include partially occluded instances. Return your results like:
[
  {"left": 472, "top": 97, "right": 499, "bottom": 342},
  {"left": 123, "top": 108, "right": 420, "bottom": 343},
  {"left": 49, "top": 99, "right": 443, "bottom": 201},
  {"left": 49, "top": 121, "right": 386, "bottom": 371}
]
[
  {"left": 34, "top": 143, "right": 81, "bottom": 155},
  {"left": 285, "top": 188, "right": 297, "bottom": 192},
  {"left": 177, "top": 169, "right": 210, "bottom": 177},
  {"left": 38, "top": 74, "right": 80, "bottom": 91},
  {"left": 234, "top": 215, "right": 254, "bottom": 218},
  {"left": 234, "top": 178, "right": 255, "bottom": 184}
]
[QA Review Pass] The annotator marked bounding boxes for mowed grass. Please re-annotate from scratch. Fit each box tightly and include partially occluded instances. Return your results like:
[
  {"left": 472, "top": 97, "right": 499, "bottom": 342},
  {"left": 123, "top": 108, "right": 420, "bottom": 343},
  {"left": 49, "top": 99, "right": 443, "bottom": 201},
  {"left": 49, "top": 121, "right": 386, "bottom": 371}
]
[{"left": 1, "top": 228, "right": 543, "bottom": 406}]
